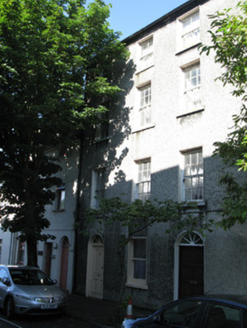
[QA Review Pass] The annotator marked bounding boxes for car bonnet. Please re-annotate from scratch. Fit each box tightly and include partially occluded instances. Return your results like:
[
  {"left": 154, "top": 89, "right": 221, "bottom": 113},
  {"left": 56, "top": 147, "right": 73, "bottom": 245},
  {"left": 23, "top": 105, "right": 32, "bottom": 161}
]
[{"left": 13, "top": 284, "right": 65, "bottom": 297}]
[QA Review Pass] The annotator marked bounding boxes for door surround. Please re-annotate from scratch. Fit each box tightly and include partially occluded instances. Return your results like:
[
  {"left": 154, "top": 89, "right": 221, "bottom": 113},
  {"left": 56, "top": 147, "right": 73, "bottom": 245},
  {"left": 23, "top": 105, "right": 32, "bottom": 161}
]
[{"left": 174, "top": 231, "right": 204, "bottom": 300}]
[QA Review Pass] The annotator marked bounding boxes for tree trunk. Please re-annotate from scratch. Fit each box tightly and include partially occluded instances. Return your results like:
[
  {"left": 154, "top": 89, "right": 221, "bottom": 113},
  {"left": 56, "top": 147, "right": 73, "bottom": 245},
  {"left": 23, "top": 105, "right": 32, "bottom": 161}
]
[
  {"left": 26, "top": 237, "right": 38, "bottom": 267},
  {"left": 24, "top": 194, "right": 38, "bottom": 267}
]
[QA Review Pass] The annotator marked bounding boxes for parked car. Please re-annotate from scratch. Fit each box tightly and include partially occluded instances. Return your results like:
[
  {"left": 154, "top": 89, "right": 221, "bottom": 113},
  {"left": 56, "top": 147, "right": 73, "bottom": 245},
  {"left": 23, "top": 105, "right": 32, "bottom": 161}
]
[
  {"left": 0, "top": 265, "right": 68, "bottom": 318},
  {"left": 122, "top": 295, "right": 247, "bottom": 328}
]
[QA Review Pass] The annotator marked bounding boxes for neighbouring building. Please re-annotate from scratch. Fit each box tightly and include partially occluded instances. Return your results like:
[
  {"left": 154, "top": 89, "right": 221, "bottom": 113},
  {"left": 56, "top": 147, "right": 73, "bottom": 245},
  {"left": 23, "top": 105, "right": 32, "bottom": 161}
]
[{"left": 0, "top": 143, "right": 80, "bottom": 294}]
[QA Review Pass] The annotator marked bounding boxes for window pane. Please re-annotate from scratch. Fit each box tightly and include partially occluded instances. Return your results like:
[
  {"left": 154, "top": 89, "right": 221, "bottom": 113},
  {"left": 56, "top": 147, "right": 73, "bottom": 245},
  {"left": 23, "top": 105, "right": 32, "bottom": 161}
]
[
  {"left": 56, "top": 188, "right": 65, "bottom": 210},
  {"left": 184, "top": 166, "right": 191, "bottom": 176},
  {"left": 243, "top": 310, "right": 247, "bottom": 327},
  {"left": 192, "top": 12, "right": 199, "bottom": 24},
  {"left": 141, "top": 38, "right": 153, "bottom": 57},
  {"left": 204, "top": 304, "right": 241, "bottom": 328},
  {"left": 60, "top": 190, "right": 65, "bottom": 209},
  {"left": 185, "top": 179, "right": 191, "bottom": 189},
  {"left": 94, "top": 170, "right": 106, "bottom": 208},
  {"left": 140, "top": 107, "right": 151, "bottom": 126},
  {"left": 134, "top": 239, "right": 146, "bottom": 258},
  {"left": 140, "top": 85, "right": 151, "bottom": 125},
  {"left": 183, "top": 17, "right": 191, "bottom": 31},
  {"left": 162, "top": 300, "right": 202, "bottom": 326},
  {"left": 183, "top": 150, "right": 203, "bottom": 201},
  {"left": 134, "top": 260, "right": 146, "bottom": 279},
  {"left": 138, "top": 161, "right": 151, "bottom": 200},
  {"left": 133, "top": 239, "right": 146, "bottom": 280},
  {"left": 182, "top": 12, "right": 200, "bottom": 49},
  {"left": 140, "top": 86, "right": 151, "bottom": 107},
  {"left": 185, "top": 65, "right": 200, "bottom": 90}
]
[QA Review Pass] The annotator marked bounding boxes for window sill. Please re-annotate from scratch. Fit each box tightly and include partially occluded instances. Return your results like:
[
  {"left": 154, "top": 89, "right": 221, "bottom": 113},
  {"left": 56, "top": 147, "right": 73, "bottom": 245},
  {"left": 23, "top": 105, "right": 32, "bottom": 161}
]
[
  {"left": 182, "top": 201, "right": 207, "bottom": 210},
  {"left": 94, "top": 136, "right": 110, "bottom": 144},
  {"left": 176, "top": 42, "right": 201, "bottom": 56},
  {"left": 126, "top": 282, "right": 148, "bottom": 290},
  {"left": 52, "top": 209, "right": 65, "bottom": 213},
  {"left": 132, "top": 123, "right": 155, "bottom": 134},
  {"left": 176, "top": 108, "right": 204, "bottom": 118},
  {"left": 135, "top": 64, "right": 154, "bottom": 75}
]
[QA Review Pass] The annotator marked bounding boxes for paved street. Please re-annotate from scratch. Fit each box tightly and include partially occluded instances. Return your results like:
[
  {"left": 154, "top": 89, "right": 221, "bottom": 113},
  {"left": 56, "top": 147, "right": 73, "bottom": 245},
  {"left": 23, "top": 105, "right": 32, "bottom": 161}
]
[{"left": 0, "top": 313, "right": 96, "bottom": 328}]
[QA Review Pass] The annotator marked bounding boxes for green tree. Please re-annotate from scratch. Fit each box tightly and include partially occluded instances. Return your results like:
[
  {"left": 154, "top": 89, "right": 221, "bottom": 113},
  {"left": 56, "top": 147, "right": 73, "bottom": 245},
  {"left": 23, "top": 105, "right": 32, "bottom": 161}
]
[
  {"left": 0, "top": 0, "right": 127, "bottom": 266},
  {"left": 200, "top": 1, "right": 247, "bottom": 229}
]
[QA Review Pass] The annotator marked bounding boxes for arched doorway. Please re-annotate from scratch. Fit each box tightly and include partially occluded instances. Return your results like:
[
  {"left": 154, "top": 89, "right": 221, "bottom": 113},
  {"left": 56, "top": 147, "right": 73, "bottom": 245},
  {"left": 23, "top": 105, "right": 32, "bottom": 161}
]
[
  {"left": 59, "top": 237, "right": 69, "bottom": 292},
  {"left": 174, "top": 231, "right": 204, "bottom": 299},
  {"left": 86, "top": 234, "right": 104, "bottom": 299}
]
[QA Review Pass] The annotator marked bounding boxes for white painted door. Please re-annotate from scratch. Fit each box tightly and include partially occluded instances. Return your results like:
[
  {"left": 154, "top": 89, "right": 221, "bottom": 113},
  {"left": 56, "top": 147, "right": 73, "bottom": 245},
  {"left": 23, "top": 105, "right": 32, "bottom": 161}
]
[{"left": 91, "top": 244, "right": 104, "bottom": 298}]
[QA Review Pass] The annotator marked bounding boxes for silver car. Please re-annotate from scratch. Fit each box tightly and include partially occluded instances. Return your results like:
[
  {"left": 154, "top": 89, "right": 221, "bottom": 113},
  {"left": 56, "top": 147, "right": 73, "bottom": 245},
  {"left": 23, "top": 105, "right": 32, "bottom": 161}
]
[{"left": 0, "top": 265, "right": 68, "bottom": 318}]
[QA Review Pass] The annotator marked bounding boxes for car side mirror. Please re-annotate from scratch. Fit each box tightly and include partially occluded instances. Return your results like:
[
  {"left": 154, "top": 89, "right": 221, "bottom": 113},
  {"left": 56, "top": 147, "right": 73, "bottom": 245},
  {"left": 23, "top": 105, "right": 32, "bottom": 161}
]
[
  {"left": 3, "top": 278, "right": 11, "bottom": 286},
  {"left": 152, "top": 315, "right": 161, "bottom": 323}
]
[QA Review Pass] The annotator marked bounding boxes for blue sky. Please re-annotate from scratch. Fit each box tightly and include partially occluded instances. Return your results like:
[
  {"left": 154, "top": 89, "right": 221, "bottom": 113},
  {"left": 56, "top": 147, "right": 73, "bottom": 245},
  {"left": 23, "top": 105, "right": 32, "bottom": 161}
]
[{"left": 87, "top": 0, "right": 189, "bottom": 40}]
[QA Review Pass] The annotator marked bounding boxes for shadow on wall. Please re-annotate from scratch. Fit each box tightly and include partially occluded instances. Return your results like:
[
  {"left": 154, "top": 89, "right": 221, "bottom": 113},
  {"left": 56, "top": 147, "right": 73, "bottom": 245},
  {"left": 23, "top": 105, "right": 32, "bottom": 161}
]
[{"left": 80, "top": 58, "right": 136, "bottom": 209}]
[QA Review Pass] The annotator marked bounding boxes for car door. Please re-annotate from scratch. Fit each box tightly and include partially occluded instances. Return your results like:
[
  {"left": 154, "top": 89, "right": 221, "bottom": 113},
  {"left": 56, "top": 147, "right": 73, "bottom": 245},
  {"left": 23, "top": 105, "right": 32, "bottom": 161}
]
[
  {"left": 154, "top": 299, "right": 204, "bottom": 328},
  {"left": 0, "top": 267, "right": 9, "bottom": 307}
]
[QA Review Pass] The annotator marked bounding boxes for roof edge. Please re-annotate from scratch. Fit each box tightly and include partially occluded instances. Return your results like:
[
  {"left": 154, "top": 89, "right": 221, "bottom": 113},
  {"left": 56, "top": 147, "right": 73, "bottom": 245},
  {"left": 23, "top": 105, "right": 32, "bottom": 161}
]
[{"left": 122, "top": 0, "right": 210, "bottom": 45}]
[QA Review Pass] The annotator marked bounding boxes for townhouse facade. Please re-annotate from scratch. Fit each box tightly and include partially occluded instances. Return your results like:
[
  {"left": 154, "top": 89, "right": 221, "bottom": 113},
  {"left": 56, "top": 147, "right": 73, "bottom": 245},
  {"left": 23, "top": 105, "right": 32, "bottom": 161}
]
[
  {"left": 0, "top": 144, "right": 79, "bottom": 294},
  {"left": 75, "top": 0, "right": 247, "bottom": 310},
  {"left": 0, "top": 0, "right": 246, "bottom": 308}
]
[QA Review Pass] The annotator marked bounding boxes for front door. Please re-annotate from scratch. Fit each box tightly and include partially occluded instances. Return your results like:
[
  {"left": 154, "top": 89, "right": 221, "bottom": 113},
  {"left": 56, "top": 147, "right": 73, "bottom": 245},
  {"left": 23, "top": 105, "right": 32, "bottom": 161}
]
[
  {"left": 179, "top": 246, "right": 204, "bottom": 298},
  {"left": 87, "top": 234, "right": 104, "bottom": 299},
  {"left": 59, "top": 237, "right": 69, "bottom": 292},
  {"left": 91, "top": 244, "right": 104, "bottom": 298}
]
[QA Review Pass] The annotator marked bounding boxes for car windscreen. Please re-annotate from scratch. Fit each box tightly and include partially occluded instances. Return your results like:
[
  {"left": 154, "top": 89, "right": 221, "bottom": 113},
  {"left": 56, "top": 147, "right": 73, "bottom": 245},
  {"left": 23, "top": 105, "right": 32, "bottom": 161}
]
[{"left": 9, "top": 268, "right": 55, "bottom": 286}]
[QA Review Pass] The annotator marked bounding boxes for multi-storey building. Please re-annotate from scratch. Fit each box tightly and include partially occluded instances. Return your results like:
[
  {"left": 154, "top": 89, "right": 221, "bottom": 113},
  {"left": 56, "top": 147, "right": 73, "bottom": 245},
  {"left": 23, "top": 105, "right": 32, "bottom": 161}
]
[
  {"left": 0, "top": 0, "right": 246, "bottom": 307},
  {"left": 75, "top": 0, "right": 246, "bottom": 309},
  {"left": 0, "top": 144, "right": 79, "bottom": 294}
]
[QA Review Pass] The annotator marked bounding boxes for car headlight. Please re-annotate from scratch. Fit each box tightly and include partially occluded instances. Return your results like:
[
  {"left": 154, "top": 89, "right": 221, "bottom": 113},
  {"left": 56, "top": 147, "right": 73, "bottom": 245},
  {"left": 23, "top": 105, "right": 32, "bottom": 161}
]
[
  {"left": 15, "top": 294, "right": 33, "bottom": 301},
  {"left": 54, "top": 295, "right": 66, "bottom": 302}
]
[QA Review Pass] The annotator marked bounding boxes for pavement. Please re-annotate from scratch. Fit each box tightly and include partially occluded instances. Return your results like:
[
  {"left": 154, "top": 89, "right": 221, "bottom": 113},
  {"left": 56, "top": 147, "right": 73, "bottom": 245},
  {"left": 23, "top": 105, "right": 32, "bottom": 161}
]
[{"left": 66, "top": 293, "right": 153, "bottom": 328}]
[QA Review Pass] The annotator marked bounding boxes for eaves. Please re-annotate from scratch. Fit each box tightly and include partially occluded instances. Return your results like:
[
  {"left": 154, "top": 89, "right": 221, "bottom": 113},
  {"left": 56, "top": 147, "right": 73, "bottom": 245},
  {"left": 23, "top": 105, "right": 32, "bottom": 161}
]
[{"left": 122, "top": 0, "right": 211, "bottom": 46}]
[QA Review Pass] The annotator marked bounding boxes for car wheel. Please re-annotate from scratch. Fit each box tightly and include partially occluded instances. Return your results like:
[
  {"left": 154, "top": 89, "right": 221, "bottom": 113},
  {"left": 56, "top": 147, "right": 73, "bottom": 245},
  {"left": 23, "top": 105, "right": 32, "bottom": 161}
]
[{"left": 5, "top": 297, "right": 15, "bottom": 319}]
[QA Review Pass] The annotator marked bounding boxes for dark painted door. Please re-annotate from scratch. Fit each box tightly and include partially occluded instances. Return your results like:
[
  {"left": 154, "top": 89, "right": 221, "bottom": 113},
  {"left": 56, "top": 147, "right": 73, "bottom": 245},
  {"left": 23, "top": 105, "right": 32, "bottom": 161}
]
[
  {"left": 179, "top": 246, "right": 204, "bottom": 298},
  {"left": 60, "top": 237, "right": 69, "bottom": 292}
]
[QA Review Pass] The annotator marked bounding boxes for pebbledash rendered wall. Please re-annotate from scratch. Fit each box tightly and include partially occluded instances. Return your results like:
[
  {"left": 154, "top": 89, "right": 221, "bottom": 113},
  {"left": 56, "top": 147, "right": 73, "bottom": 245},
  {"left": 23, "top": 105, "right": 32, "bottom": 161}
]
[
  {"left": 77, "top": 0, "right": 247, "bottom": 309},
  {"left": 37, "top": 144, "right": 79, "bottom": 293}
]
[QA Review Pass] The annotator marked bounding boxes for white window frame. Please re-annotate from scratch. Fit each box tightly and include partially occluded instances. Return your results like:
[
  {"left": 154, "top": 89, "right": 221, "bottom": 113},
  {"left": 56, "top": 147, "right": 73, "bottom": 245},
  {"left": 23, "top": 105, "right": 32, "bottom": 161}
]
[
  {"left": 17, "top": 241, "right": 26, "bottom": 265},
  {"left": 183, "top": 62, "right": 202, "bottom": 112},
  {"left": 182, "top": 149, "right": 204, "bottom": 202},
  {"left": 140, "top": 37, "right": 153, "bottom": 59},
  {"left": 55, "top": 186, "right": 66, "bottom": 211},
  {"left": 126, "top": 237, "right": 147, "bottom": 289},
  {"left": 91, "top": 169, "right": 106, "bottom": 209},
  {"left": 178, "top": 9, "right": 200, "bottom": 50},
  {"left": 95, "top": 111, "right": 109, "bottom": 141},
  {"left": 139, "top": 84, "right": 152, "bottom": 127},
  {"left": 136, "top": 159, "right": 151, "bottom": 201}
]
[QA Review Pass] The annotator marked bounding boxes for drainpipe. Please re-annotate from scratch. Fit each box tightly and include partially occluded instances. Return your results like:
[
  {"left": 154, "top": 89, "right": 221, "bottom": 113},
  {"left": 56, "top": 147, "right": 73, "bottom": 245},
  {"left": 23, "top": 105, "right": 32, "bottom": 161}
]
[{"left": 72, "top": 130, "right": 84, "bottom": 292}]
